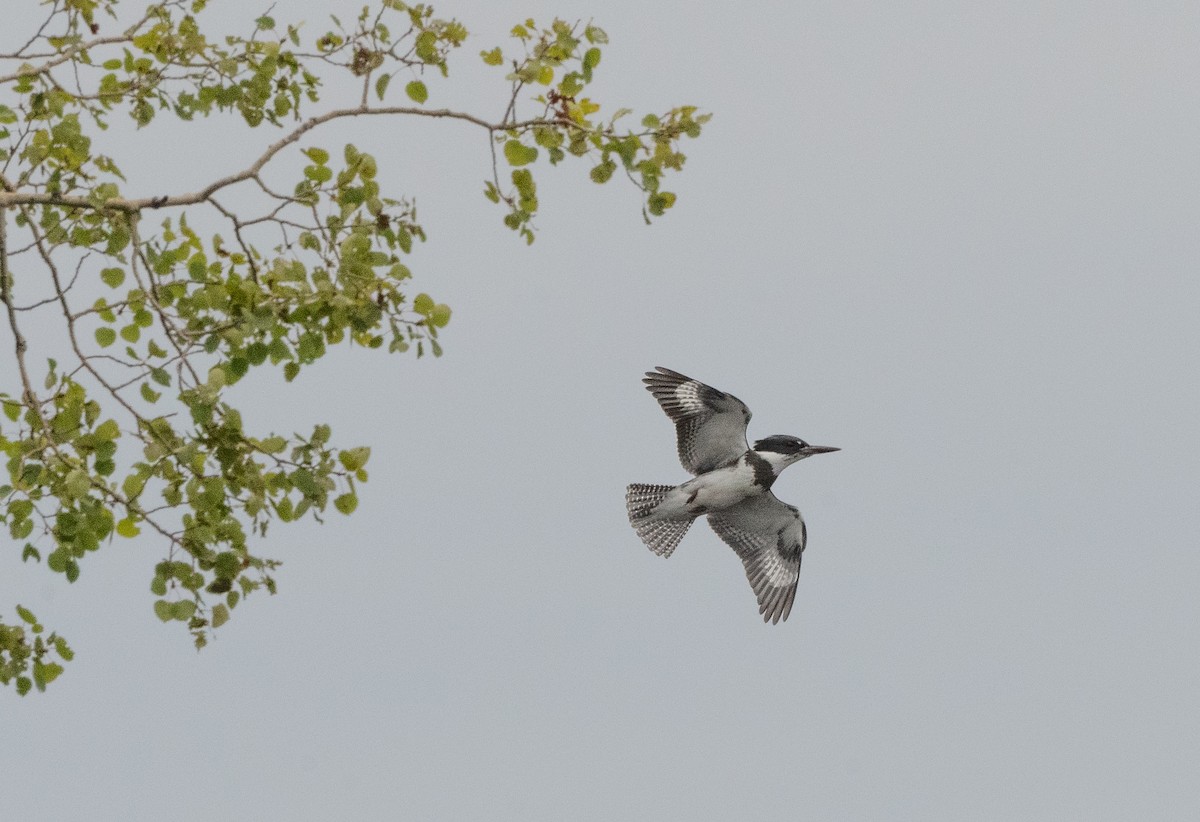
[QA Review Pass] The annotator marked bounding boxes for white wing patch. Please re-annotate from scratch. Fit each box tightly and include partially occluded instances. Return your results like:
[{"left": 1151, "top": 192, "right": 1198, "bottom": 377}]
[{"left": 672, "top": 380, "right": 706, "bottom": 414}]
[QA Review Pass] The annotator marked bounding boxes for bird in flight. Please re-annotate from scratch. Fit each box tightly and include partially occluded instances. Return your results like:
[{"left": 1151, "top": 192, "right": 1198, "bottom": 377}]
[{"left": 626, "top": 367, "right": 839, "bottom": 623}]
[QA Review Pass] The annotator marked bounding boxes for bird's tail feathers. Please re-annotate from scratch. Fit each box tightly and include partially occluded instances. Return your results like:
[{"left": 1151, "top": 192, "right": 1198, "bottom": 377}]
[
  {"left": 626, "top": 483, "right": 694, "bottom": 558},
  {"left": 626, "top": 482, "right": 674, "bottom": 520}
]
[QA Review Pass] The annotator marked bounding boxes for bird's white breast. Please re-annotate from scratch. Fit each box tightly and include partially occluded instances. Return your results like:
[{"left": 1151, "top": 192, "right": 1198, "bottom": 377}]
[{"left": 677, "top": 456, "right": 764, "bottom": 513}]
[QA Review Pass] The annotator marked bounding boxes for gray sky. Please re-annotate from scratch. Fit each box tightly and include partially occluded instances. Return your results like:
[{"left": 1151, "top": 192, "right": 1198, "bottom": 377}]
[{"left": 4, "top": 1, "right": 1199, "bottom": 819}]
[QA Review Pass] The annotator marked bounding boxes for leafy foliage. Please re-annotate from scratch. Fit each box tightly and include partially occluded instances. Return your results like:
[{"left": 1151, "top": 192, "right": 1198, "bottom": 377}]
[
  {"left": 0, "top": 604, "right": 73, "bottom": 695},
  {"left": 0, "top": 0, "right": 707, "bottom": 693}
]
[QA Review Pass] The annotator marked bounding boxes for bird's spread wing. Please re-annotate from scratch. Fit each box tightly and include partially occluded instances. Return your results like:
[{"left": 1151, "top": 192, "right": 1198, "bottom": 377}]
[
  {"left": 707, "top": 493, "right": 806, "bottom": 624},
  {"left": 643, "top": 367, "right": 751, "bottom": 475}
]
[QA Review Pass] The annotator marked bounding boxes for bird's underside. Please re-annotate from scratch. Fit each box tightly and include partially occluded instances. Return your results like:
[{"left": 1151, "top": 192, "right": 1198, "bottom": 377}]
[{"left": 627, "top": 367, "right": 813, "bottom": 624}]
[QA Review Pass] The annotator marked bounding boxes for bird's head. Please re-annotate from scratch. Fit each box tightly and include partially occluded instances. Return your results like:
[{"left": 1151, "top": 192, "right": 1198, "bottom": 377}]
[{"left": 752, "top": 435, "right": 840, "bottom": 468}]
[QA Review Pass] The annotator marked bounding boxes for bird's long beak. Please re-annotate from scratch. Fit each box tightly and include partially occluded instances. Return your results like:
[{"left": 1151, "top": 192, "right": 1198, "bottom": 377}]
[{"left": 805, "top": 445, "right": 840, "bottom": 455}]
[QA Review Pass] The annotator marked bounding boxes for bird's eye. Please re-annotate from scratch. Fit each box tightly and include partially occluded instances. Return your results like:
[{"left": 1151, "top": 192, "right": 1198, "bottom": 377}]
[{"left": 795, "top": 440, "right": 807, "bottom": 449}]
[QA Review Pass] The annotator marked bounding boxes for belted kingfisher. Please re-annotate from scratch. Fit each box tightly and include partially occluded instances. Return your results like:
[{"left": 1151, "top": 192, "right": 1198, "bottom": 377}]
[{"left": 626, "top": 367, "right": 839, "bottom": 623}]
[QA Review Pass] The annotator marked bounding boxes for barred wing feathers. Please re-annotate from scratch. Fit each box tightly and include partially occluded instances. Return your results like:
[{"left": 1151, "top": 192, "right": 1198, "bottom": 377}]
[
  {"left": 643, "top": 367, "right": 752, "bottom": 476},
  {"left": 707, "top": 493, "right": 807, "bottom": 624}
]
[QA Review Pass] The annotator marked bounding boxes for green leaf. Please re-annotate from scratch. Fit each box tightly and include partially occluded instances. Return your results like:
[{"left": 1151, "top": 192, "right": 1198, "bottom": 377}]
[
  {"left": 297, "top": 333, "right": 324, "bottom": 362},
  {"left": 559, "top": 73, "right": 583, "bottom": 98},
  {"left": 303, "top": 147, "right": 330, "bottom": 165},
  {"left": 94, "top": 419, "right": 120, "bottom": 440},
  {"left": 54, "top": 636, "right": 74, "bottom": 661},
  {"left": 140, "top": 382, "right": 161, "bottom": 403},
  {"left": 430, "top": 304, "right": 451, "bottom": 328},
  {"left": 64, "top": 468, "right": 91, "bottom": 498},
  {"left": 245, "top": 342, "right": 269, "bottom": 365},
  {"left": 119, "top": 324, "right": 140, "bottom": 343},
  {"left": 10, "top": 499, "right": 33, "bottom": 522},
  {"left": 375, "top": 73, "right": 391, "bottom": 100},
  {"left": 647, "top": 191, "right": 677, "bottom": 215},
  {"left": 415, "top": 30, "right": 438, "bottom": 61},
  {"left": 16, "top": 605, "right": 36, "bottom": 624},
  {"left": 259, "top": 436, "right": 287, "bottom": 454},
  {"left": 123, "top": 472, "right": 147, "bottom": 499},
  {"left": 413, "top": 293, "right": 434, "bottom": 316},
  {"left": 34, "top": 660, "right": 64, "bottom": 688},
  {"left": 480, "top": 47, "right": 503, "bottom": 66},
  {"left": 100, "top": 267, "right": 125, "bottom": 288},
  {"left": 187, "top": 255, "right": 207, "bottom": 280},
  {"left": 337, "top": 446, "right": 371, "bottom": 471},
  {"left": 205, "top": 365, "right": 226, "bottom": 390},
  {"left": 291, "top": 469, "right": 318, "bottom": 496},
  {"left": 213, "top": 552, "right": 240, "bottom": 579},
  {"left": 211, "top": 604, "right": 230, "bottom": 629},
  {"left": 95, "top": 327, "right": 116, "bottom": 347},
  {"left": 116, "top": 517, "right": 140, "bottom": 538},
  {"left": 153, "top": 600, "right": 173, "bottom": 622},
  {"left": 405, "top": 80, "right": 428, "bottom": 104},
  {"left": 334, "top": 493, "right": 358, "bottom": 515},
  {"left": 590, "top": 159, "right": 616, "bottom": 184},
  {"left": 533, "top": 127, "right": 563, "bottom": 150},
  {"left": 171, "top": 600, "right": 196, "bottom": 621},
  {"left": 512, "top": 168, "right": 535, "bottom": 196},
  {"left": 503, "top": 140, "right": 538, "bottom": 167}
]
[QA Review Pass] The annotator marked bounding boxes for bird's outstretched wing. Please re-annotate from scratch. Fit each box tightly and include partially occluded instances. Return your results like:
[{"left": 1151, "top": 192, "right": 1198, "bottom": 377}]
[
  {"left": 707, "top": 493, "right": 806, "bottom": 624},
  {"left": 643, "top": 367, "right": 752, "bottom": 475}
]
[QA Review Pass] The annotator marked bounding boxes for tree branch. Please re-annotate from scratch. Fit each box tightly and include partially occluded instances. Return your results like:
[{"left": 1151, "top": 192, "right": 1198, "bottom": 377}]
[
  {"left": 0, "top": 6, "right": 161, "bottom": 83},
  {"left": 0, "top": 206, "right": 41, "bottom": 412},
  {"left": 0, "top": 106, "right": 572, "bottom": 212}
]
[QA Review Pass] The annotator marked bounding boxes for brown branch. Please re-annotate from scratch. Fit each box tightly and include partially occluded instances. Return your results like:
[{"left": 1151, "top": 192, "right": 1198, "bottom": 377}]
[
  {"left": 8, "top": 0, "right": 62, "bottom": 59},
  {"left": 22, "top": 205, "right": 149, "bottom": 427},
  {"left": 3, "top": 206, "right": 182, "bottom": 550},
  {"left": 126, "top": 217, "right": 201, "bottom": 388},
  {"left": 0, "top": 106, "right": 582, "bottom": 212},
  {"left": 0, "top": 6, "right": 159, "bottom": 84},
  {"left": 0, "top": 205, "right": 42, "bottom": 413}
]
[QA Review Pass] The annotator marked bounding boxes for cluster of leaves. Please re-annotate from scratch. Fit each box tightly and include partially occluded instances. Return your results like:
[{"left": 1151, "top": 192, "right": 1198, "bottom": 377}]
[
  {"left": 479, "top": 18, "right": 710, "bottom": 242},
  {"left": 0, "top": 605, "right": 73, "bottom": 696},
  {"left": 0, "top": 0, "right": 707, "bottom": 694}
]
